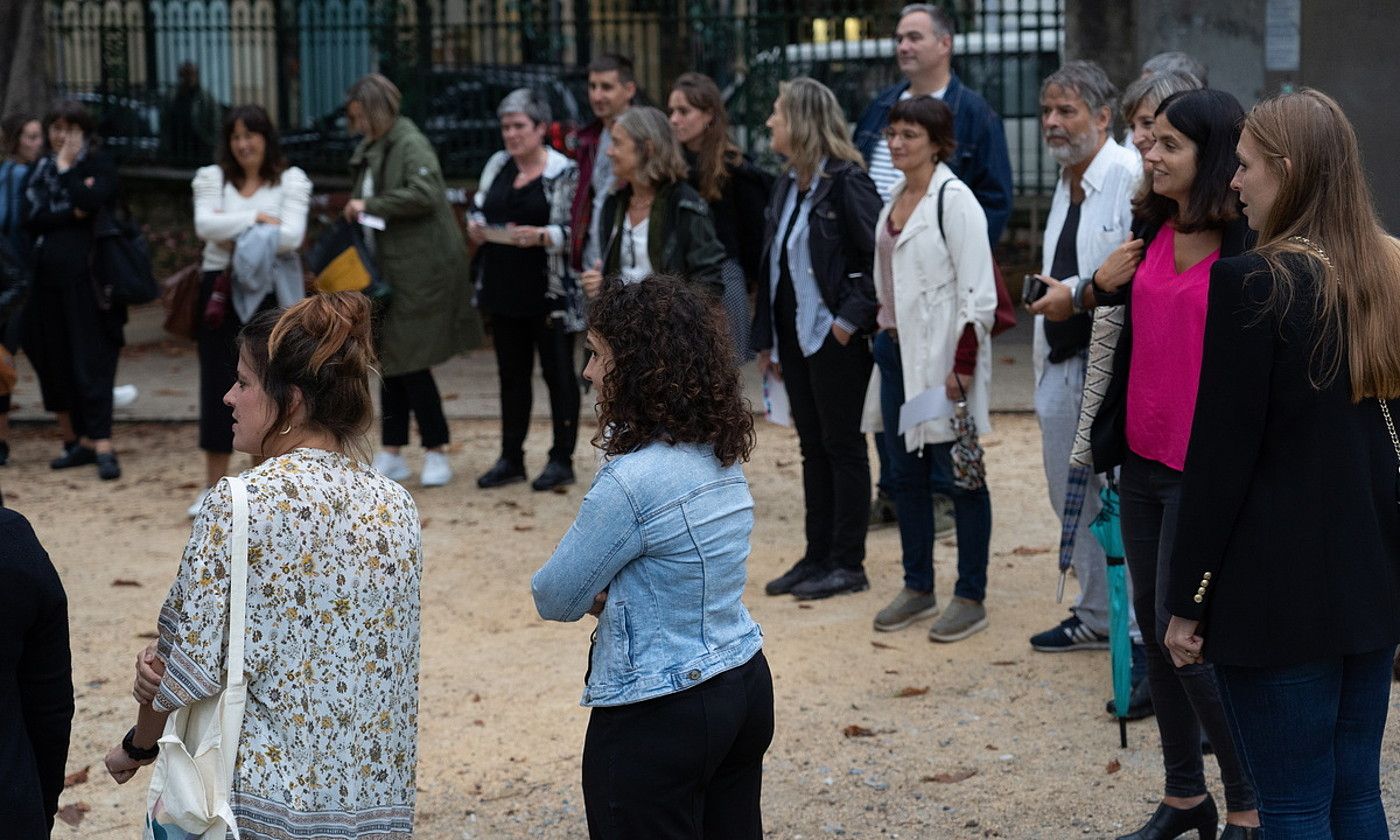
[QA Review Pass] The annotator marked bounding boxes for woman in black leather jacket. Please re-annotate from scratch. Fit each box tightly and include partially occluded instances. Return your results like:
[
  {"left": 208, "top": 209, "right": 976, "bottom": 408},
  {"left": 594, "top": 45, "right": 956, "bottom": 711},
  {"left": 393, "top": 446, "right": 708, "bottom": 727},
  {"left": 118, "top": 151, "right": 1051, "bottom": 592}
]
[{"left": 753, "top": 77, "right": 883, "bottom": 603}]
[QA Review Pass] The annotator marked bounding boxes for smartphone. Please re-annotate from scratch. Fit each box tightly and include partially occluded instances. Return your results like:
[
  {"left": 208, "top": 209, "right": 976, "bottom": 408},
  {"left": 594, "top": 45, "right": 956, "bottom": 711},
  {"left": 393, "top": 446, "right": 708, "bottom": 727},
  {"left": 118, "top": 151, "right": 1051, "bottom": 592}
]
[{"left": 1022, "top": 274, "right": 1049, "bottom": 306}]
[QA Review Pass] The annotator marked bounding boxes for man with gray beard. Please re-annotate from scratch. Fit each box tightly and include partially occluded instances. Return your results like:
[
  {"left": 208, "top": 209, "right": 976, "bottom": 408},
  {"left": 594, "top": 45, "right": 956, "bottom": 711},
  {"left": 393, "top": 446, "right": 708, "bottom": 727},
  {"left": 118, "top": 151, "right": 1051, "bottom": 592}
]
[{"left": 1022, "top": 62, "right": 1143, "bottom": 660}]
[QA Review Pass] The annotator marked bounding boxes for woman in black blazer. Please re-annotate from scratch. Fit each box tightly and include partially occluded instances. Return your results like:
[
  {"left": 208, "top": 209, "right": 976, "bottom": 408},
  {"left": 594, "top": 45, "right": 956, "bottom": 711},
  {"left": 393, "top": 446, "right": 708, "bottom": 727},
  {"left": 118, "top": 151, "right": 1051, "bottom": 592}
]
[
  {"left": 752, "top": 77, "right": 882, "bottom": 602},
  {"left": 1084, "top": 90, "right": 1259, "bottom": 840},
  {"left": 1163, "top": 90, "right": 1400, "bottom": 839}
]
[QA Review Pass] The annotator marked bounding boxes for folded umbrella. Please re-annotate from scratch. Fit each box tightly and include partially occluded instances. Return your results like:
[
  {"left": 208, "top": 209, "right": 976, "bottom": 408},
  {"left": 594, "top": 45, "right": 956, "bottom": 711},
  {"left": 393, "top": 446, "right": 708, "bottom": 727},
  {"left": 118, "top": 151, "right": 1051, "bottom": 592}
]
[{"left": 1089, "top": 481, "right": 1132, "bottom": 748}]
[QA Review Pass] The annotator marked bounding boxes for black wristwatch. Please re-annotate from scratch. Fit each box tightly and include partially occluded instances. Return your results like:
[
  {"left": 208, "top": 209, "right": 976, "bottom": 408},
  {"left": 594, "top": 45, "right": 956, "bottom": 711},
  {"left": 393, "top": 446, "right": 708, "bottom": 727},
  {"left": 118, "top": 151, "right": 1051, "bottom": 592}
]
[{"left": 123, "top": 726, "right": 159, "bottom": 762}]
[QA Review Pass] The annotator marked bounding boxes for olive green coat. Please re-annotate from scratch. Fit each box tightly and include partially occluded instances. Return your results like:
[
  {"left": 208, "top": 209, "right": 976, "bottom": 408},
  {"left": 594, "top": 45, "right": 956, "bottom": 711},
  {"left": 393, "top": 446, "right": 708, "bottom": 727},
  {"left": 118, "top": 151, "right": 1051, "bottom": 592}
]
[{"left": 350, "top": 117, "right": 482, "bottom": 376}]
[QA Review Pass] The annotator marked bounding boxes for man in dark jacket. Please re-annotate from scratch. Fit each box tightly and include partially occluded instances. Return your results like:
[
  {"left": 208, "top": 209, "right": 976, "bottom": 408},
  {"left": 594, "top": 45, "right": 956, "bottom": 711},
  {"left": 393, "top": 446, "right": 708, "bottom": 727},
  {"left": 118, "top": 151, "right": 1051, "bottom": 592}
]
[
  {"left": 568, "top": 54, "right": 638, "bottom": 274},
  {"left": 853, "top": 3, "right": 1014, "bottom": 531},
  {"left": 0, "top": 507, "right": 73, "bottom": 836}
]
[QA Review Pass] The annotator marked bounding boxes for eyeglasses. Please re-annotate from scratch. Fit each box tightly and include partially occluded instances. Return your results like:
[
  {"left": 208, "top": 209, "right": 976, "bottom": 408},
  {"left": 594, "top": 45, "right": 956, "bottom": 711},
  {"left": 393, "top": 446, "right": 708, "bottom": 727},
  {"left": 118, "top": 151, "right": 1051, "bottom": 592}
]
[{"left": 883, "top": 127, "right": 927, "bottom": 142}]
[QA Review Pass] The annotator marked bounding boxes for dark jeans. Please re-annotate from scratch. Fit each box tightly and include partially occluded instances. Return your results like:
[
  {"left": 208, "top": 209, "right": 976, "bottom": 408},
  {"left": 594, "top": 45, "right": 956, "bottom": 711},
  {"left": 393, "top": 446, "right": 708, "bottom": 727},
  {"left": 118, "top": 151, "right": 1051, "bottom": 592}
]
[
  {"left": 381, "top": 369, "right": 450, "bottom": 449},
  {"left": 490, "top": 313, "right": 579, "bottom": 466},
  {"left": 582, "top": 651, "right": 774, "bottom": 840},
  {"left": 196, "top": 270, "right": 275, "bottom": 453},
  {"left": 22, "top": 274, "right": 121, "bottom": 441},
  {"left": 1217, "top": 647, "right": 1395, "bottom": 839},
  {"left": 873, "top": 330, "right": 990, "bottom": 600},
  {"left": 777, "top": 329, "right": 872, "bottom": 572},
  {"left": 1120, "top": 451, "right": 1256, "bottom": 811}
]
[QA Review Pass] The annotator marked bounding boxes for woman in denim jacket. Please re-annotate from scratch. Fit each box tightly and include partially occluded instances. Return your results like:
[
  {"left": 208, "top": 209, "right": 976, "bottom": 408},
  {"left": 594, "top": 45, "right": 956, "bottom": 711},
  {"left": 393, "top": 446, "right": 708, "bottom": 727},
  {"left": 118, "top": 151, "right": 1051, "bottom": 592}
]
[{"left": 532, "top": 275, "right": 772, "bottom": 840}]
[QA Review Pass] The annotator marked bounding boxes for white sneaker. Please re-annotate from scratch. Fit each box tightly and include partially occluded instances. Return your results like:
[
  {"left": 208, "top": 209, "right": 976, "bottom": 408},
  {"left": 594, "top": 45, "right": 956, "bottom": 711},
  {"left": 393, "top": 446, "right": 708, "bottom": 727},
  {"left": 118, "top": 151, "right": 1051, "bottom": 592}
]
[
  {"left": 187, "top": 487, "right": 209, "bottom": 518},
  {"left": 113, "top": 384, "right": 139, "bottom": 408},
  {"left": 372, "top": 451, "right": 412, "bottom": 483},
  {"left": 420, "top": 451, "right": 453, "bottom": 487}
]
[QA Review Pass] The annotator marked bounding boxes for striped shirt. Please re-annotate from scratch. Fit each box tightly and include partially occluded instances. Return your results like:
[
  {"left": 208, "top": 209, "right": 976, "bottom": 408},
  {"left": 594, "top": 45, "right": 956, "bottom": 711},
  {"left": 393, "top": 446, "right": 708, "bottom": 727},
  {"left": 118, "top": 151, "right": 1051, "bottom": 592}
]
[{"left": 867, "top": 86, "right": 946, "bottom": 202}]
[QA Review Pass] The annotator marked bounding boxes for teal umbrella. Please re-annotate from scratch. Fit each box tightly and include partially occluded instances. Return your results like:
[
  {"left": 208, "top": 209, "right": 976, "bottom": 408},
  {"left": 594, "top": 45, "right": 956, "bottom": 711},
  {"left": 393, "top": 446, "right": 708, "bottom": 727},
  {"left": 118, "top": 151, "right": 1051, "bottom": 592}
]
[{"left": 1089, "top": 482, "right": 1132, "bottom": 748}]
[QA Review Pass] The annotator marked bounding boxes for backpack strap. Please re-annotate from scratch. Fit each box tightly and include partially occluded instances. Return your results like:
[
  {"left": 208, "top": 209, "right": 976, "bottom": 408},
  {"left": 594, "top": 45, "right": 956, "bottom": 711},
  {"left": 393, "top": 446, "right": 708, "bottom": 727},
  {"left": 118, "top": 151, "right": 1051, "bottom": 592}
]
[{"left": 935, "top": 178, "right": 951, "bottom": 243}]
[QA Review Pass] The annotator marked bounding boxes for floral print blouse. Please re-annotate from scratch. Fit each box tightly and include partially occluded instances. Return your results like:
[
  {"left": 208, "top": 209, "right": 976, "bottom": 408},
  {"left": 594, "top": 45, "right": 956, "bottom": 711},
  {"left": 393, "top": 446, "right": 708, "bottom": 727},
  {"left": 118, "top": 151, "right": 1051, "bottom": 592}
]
[{"left": 154, "top": 448, "right": 423, "bottom": 839}]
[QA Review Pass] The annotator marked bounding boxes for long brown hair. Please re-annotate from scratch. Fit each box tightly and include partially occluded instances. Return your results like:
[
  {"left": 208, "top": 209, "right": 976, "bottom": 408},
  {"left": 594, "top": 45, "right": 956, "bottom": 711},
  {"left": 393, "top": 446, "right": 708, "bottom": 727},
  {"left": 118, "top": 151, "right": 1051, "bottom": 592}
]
[
  {"left": 588, "top": 275, "right": 754, "bottom": 466},
  {"left": 1244, "top": 89, "right": 1400, "bottom": 400},
  {"left": 671, "top": 72, "right": 741, "bottom": 202},
  {"left": 238, "top": 293, "right": 378, "bottom": 460}
]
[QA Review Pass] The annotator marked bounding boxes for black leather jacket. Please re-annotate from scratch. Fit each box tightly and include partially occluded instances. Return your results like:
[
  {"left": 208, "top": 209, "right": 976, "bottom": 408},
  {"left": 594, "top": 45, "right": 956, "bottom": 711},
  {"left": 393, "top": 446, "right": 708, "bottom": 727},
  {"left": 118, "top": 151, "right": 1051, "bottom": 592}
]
[{"left": 751, "top": 159, "right": 883, "bottom": 352}]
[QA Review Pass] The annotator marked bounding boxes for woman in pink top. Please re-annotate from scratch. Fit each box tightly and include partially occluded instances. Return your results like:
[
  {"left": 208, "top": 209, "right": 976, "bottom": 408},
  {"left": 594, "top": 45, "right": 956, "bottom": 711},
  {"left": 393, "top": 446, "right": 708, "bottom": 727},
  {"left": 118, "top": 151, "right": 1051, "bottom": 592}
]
[{"left": 1088, "top": 90, "right": 1261, "bottom": 840}]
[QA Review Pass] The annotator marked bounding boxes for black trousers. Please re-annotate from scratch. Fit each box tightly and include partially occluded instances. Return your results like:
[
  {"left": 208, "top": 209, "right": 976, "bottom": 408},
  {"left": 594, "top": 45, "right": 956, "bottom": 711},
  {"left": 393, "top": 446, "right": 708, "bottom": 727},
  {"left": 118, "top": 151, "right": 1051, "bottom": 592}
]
[
  {"left": 381, "top": 369, "right": 450, "bottom": 449},
  {"left": 1121, "top": 451, "right": 1257, "bottom": 811},
  {"left": 196, "top": 270, "right": 275, "bottom": 454},
  {"left": 582, "top": 651, "right": 774, "bottom": 840},
  {"left": 491, "top": 313, "right": 579, "bottom": 466},
  {"left": 777, "top": 328, "right": 873, "bottom": 572},
  {"left": 22, "top": 274, "right": 121, "bottom": 441}
]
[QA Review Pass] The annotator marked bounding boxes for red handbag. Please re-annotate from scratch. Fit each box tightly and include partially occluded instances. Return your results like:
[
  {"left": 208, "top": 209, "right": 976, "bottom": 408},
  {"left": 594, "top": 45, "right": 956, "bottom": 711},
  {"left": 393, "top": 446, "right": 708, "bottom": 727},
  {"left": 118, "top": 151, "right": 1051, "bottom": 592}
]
[{"left": 990, "top": 261, "right": 1017, "bottom": 337}]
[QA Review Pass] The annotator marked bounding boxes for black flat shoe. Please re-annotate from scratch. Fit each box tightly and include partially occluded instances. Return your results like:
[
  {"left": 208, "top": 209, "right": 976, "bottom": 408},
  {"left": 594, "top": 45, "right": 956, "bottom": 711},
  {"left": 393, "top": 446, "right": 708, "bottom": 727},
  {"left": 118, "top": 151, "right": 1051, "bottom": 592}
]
[
  {"left": 476, "top": 458, "right": 526, "bottom": 489},
  {"left": 531, "top": 461, "right": 575, "bottom": 492},
  {"left": 96, "top": 452, "right": 121, "bottom": 481},
  {"left": 1116, "top": 795, "right": 1218, "bottom": 840},
  {"left": 791, "top": 567, "right": 870, "bottom": 600},
  {"left": 1219, "top": 826, "right": 1261, "bottom": 839},
  {"left": 764, "top": 559, "right": 822, "bottom": 596},
  {"left": 51, "top": 443, "right": 96, "bottom": 470}
]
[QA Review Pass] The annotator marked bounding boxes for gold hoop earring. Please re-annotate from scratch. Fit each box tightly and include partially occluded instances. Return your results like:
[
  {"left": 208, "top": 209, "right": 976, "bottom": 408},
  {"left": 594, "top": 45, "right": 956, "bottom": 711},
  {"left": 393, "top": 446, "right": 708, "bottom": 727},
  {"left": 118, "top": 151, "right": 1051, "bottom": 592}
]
[{"left": 279, "top": 425, "right": 292, "bottom": 436}]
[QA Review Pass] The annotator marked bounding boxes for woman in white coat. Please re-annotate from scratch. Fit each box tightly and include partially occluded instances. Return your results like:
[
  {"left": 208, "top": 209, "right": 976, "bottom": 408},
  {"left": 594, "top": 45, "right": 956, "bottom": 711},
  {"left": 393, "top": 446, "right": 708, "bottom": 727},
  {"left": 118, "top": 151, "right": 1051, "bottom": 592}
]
[{"left": 869, "top": 96, "right": 998, "bottom": 642}]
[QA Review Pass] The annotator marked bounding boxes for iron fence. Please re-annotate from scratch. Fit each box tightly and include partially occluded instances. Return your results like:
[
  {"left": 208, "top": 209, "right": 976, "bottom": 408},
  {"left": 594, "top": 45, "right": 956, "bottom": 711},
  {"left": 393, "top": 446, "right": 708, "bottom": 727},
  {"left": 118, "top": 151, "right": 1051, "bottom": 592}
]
[{"left": 45, "top": 0, "right": 1062, "bottom": 192}]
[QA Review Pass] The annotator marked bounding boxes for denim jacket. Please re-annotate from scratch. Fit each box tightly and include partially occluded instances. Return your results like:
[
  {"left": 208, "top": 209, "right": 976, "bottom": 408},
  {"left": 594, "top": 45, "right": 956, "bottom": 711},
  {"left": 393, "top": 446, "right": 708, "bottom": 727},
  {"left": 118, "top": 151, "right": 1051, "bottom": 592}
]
[
  {"left": 853, "top": 74, "right": 1014, "bottom": 245},
  {"left": 532, "top": 441, "right": 764, "bottom": 707}
]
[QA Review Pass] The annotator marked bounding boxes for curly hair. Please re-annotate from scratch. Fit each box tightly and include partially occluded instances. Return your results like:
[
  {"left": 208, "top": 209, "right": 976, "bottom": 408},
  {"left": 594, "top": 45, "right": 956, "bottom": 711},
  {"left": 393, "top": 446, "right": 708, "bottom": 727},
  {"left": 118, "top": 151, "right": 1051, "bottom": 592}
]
[{"left": 589, "top": 276, "right": 754, "bottom": 466}]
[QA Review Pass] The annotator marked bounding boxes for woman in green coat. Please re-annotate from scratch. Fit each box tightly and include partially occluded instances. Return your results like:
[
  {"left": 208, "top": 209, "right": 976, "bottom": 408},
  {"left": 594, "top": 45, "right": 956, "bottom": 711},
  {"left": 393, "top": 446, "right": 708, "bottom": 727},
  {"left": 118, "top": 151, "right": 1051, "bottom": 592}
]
[{"left": 343, "top": 73, "right": 482, "bottom": 488}]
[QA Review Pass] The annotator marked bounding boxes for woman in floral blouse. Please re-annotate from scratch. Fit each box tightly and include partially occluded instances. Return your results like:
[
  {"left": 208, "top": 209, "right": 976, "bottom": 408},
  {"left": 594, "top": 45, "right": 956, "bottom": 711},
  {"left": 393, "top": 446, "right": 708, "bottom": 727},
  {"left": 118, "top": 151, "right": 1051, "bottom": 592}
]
[{"left": 105, "top": 292, "right": 423, "bottom": 839}]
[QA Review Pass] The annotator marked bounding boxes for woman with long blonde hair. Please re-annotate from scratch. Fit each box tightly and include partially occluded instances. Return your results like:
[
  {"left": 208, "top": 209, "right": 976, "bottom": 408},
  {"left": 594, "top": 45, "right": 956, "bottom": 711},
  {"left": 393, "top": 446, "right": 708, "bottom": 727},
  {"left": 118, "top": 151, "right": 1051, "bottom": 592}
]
[
  {"left": 1163, "top": 89, "right": 1400, "bottom": 839},
  {"left": 753, "top": 77, "right": 884, "bottom": 602}
]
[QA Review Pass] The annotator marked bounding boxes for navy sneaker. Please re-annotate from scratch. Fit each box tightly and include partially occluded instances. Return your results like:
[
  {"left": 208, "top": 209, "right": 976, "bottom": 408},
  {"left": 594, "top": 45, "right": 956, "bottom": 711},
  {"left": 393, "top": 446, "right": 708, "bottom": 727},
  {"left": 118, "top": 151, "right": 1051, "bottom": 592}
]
[{"left": 1029, "top": 613, "right": 1109, "bottom": 652}]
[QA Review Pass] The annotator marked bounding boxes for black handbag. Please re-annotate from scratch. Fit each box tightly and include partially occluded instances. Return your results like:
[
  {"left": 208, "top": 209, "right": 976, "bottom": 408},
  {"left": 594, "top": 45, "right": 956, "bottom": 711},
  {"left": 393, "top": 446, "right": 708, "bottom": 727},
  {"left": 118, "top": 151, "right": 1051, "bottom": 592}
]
[
  {"left": 92, "top": 206, "right": 159, "bottom": 306},
  {"left": 0, "top": 235, "right": 31, "bottom": 327},
  {"left": 305, "top": 218, "right": 391, "bottom": 302}
]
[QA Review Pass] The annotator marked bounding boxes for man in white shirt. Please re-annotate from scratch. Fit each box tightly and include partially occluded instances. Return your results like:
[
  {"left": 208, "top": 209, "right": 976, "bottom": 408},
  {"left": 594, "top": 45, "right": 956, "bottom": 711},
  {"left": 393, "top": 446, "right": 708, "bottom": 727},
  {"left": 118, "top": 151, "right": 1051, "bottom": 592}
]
[{"left": 1023, "top": 61, "right": 1144, "bottom": 666}]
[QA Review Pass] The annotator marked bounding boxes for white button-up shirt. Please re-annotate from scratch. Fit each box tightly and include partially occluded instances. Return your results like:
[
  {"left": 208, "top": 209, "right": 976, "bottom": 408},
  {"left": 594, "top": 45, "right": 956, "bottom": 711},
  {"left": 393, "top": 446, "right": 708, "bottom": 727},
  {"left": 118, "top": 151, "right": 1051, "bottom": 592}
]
[{"left": 1034, "top": 139, "right": 1141, "bottom": 379}]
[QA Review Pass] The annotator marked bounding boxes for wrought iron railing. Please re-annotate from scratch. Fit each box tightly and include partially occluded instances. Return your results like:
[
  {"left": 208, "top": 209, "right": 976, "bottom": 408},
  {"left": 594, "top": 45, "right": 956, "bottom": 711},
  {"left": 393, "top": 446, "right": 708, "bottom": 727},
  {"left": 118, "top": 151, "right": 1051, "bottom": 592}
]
[{"left": 45, "top": 0, "right": 1062, "bottom": 193}]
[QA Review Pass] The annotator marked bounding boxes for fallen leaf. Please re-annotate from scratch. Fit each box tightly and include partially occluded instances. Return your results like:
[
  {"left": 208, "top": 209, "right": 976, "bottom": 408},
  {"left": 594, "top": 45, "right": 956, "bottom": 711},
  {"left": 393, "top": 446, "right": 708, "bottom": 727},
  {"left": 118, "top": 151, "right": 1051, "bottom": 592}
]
[
  {"left": 894, "top": 686, "right": 930, "bottom": 698},
  {"left": 870, "top": 641, "right": 898, "bottom": 650},
  {"left": 154, "top": 388, "right": 184, "bottom": 396},
  {"left": 842, "top": 724, "right": 875, "bottom": 738},
  {"left": 1011, "top": 545, "right": 1052, "bottom": 556},
  {"left": 1106, "top": 758, "right": 1122, "bottom": 774},
  {"left": 796, "top": 603, "right": 813, "bottom": 610},
  {"left": 56, "top": 802, "right": 90, "bottom": 827},
  {"left": 774, "top": 459, "right": 795, "bottom": 468},
  {"left": 442, "top": 393, "right": 460, "bottom": 400},
  {"left": 999, "top": 356, "right": 1016, "bottom": 364},
  {"left": 513, "top": 524, "right": 534, "bottom": 532},
  {"left": 63, "top": 766, "right": 89, "bottom": 787},
  {"left": 472, "top": 719, "right": 485, "bottom": 727},
  {"left": 923, "top": 769, "right": 977, "bottom": 783},
  {"left": 551, "top": 485, "right": 569, "bottom": 494},
  {"left": 420, "top": 517, "right": 431, "bottom": 528},
  {"left": 111, "top": 579, "right": 142, "bottom": 587},
  {"left": 990, "top": 660, "right": 1018, "bottom": 666},
  {"left": 884, "top": 669, "right": 900, "bottom": 675},
  {"left": 136, "top": 631, "right": 158, "bottom": 639}
]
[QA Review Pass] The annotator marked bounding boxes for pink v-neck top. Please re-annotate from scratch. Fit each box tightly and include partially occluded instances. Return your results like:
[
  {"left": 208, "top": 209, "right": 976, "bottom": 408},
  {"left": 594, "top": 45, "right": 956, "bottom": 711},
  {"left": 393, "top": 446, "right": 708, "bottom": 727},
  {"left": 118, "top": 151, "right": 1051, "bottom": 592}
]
[{"left": 1126, "top": 225, "right": 1220, "bottom": 471}]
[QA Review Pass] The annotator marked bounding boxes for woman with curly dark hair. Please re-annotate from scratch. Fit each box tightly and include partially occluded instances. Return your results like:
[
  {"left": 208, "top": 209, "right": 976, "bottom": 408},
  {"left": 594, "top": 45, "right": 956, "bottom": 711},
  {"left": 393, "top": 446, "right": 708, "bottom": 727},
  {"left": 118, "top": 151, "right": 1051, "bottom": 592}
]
[{"left": 532, "top": 275, "right": 772, "bottom": 839}]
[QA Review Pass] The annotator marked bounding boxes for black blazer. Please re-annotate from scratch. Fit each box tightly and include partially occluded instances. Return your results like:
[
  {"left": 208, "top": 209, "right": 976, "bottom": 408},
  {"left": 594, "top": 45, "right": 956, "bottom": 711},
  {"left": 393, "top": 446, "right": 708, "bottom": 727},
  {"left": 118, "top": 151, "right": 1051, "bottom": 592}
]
[
  {"left": 1164, "top": 251, "right": 1400, "bottom": 667},
  {"left": 750, "top": 159, "right": 882, "bottom": 352},
  {"left": 1088, "top": 216, "right": 1255, "bottom": 473},
  {"left": 0, "top": 509, "right": 73, "bottom": 836}
]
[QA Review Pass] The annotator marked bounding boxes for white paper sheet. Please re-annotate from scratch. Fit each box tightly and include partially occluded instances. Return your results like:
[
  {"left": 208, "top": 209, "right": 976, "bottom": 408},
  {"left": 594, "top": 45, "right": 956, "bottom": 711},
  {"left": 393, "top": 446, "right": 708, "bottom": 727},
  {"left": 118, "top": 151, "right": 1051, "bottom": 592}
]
[
  {"left": 763, "top": 371, "right": 792, "bottom": 427},
  {"left": 357, "top": 212, "right": 387, "bottom": 231},
  {"left": 898, "top": 387, "right": 956, "bottom": 435},
  {"left": 479, "top": 225, "right": 518, "bottom": 245}
]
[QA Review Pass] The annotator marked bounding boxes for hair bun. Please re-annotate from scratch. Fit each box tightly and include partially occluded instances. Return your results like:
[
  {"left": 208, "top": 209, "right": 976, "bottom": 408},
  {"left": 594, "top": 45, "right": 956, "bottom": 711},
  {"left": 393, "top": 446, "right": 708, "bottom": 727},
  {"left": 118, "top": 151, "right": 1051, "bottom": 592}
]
[{"left": 269, "top": 292, "right": 374, "bottom": 376}]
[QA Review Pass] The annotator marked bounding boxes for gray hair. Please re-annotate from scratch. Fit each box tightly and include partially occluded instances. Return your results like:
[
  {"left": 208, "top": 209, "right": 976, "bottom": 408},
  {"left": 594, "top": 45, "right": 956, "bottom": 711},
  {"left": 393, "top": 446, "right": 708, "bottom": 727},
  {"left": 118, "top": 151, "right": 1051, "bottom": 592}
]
[
  {"left": 898, "top": 3, "right": 956, "bottom": 38},
  {"left": 1040, "top": 60, "right": 1119, "bottom": 117},
  {"left": 1142, "top": 51, "right": 1208, "bottom": 87},
  {"left": 1119, "top": 71, "right": 1201, "bottom": 124},
  {"left": 612, "top": 106, "right": 689, "bottom": 188},
  {"left": 497, "top": 87, "right": 551, "bottom": 126}
]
